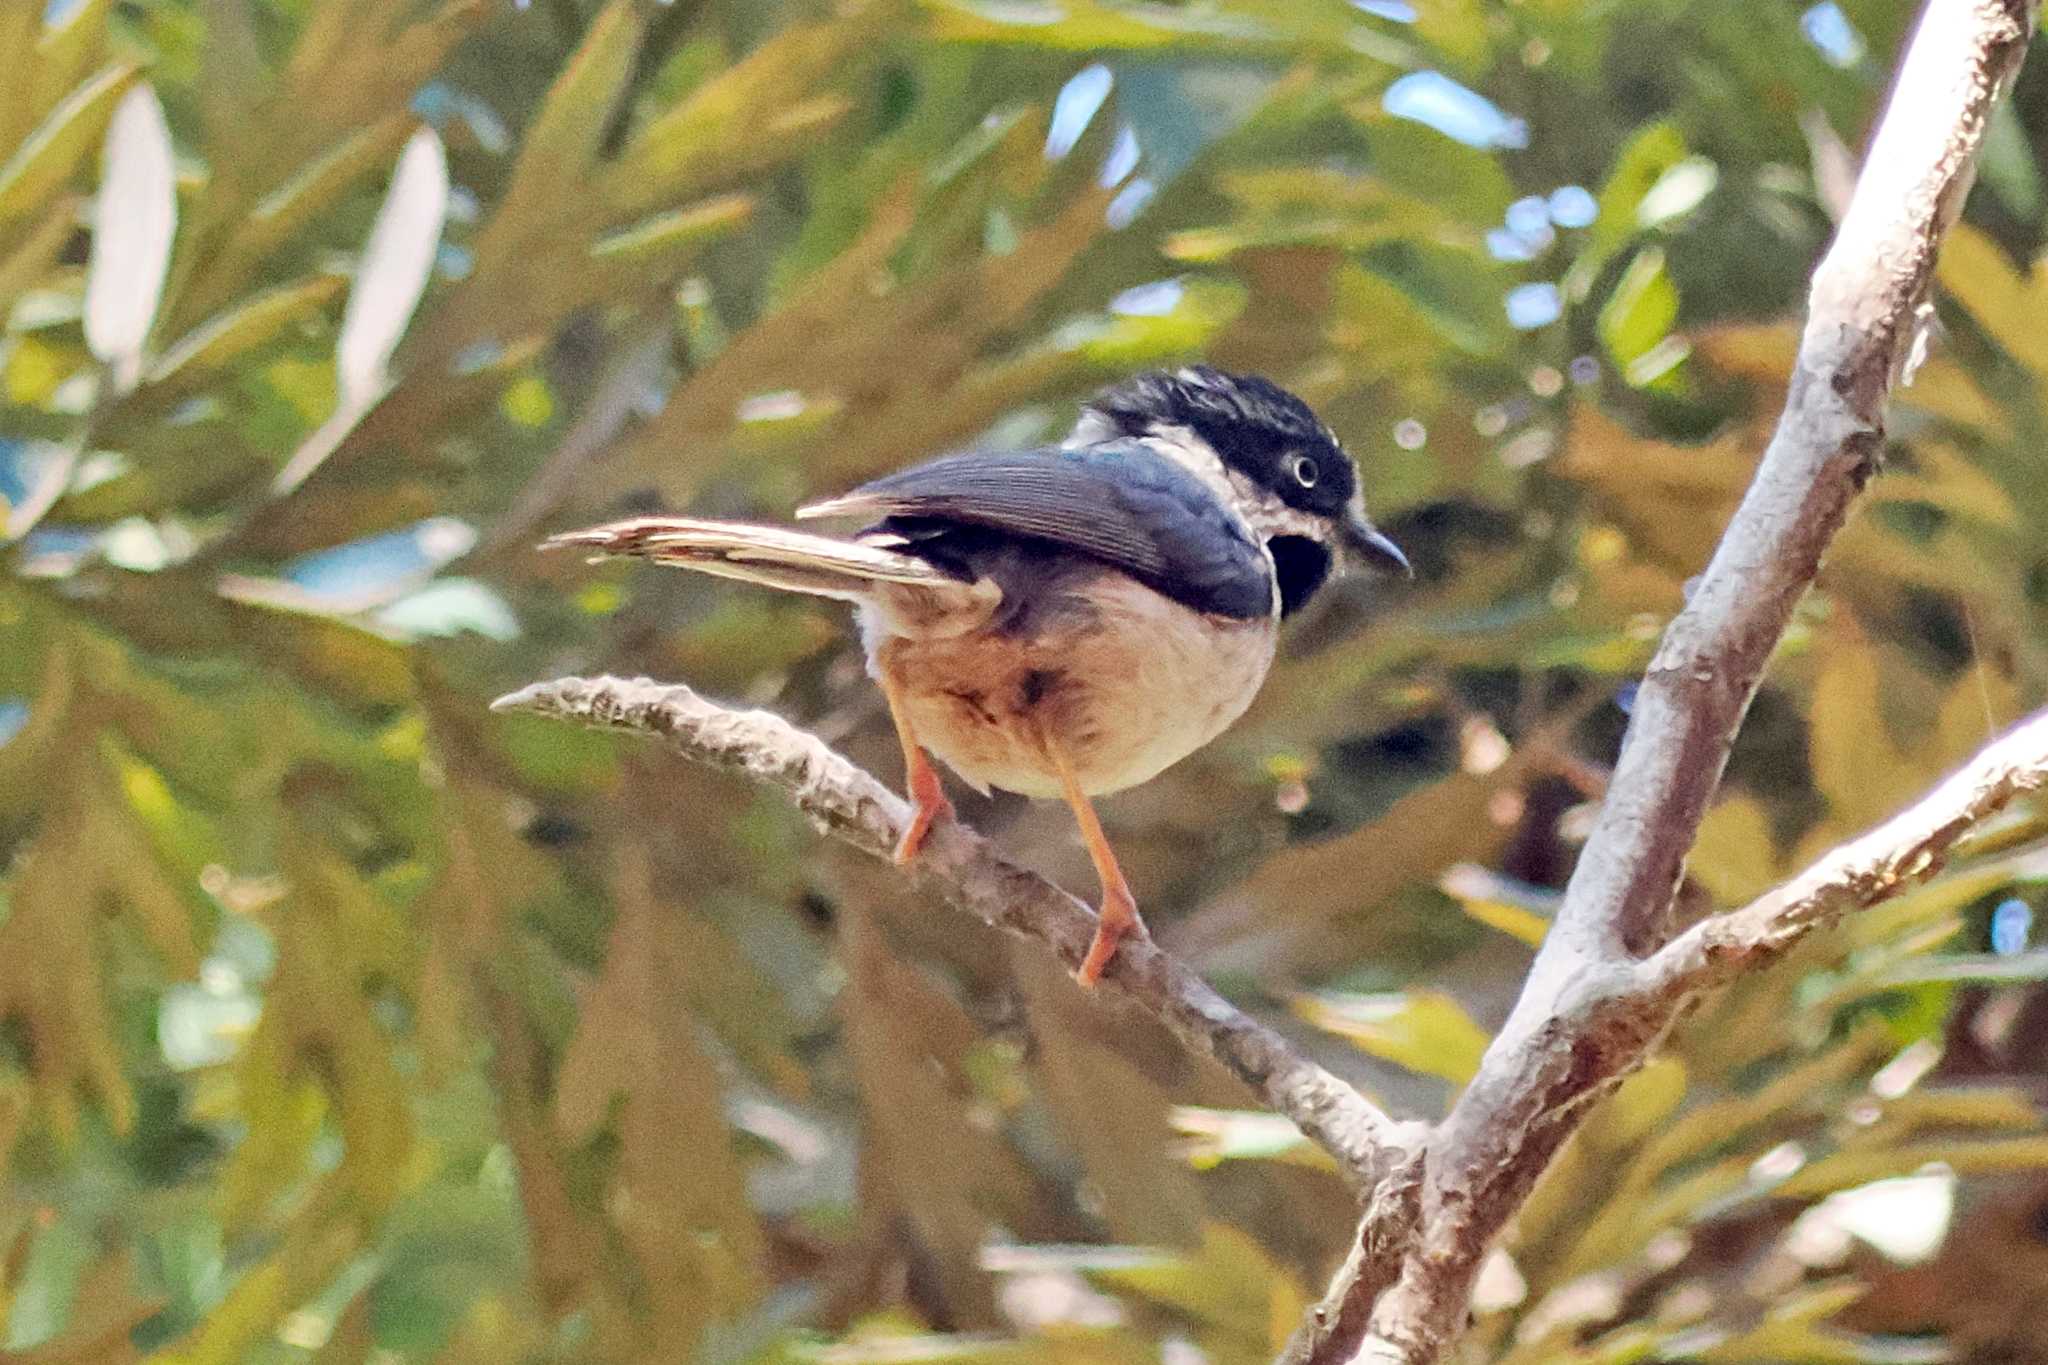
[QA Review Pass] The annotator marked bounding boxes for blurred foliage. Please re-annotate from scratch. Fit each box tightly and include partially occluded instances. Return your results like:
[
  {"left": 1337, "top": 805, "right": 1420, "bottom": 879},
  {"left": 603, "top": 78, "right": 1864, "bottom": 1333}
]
[{"left": 3, "top": 0, "right": 2048, "bottom": 1361}]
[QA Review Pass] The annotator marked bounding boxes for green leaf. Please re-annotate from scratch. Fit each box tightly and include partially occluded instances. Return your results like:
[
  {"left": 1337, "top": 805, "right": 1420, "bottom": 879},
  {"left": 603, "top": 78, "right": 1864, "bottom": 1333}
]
[
  {"left": 603, "top": 14, "right": 876, "bottom": 217},
  {"left": 1168, "top": 1106, "right": 1326, "bottom": 1169},
  {"left": 1090, "top": 1222, "right": 1303, "bottom": 1351},
  {"left": 1293, "top": 989, "right": 1491, "bottom": 1084},
  {"left": 147, "top": 274, "right": 346, "bottom": 385},
  {"left": 491, "top": 0, "right": 646, "bottom": 241},
  {"left": 1873, "top": 949, "right": 2048, "bottom": 986},
  {"left": 1935, "top": 224, "right": 2048, "bottom": 376},
  {"left": 1589, "top": 120, "right": 1687, "bottom": 259},
  {"left": 0, "top": 62, "right": 135, "bottom": 229},
  {"left": 922, "top": 0, "right": 1275, "bottom": 48},
  {"left": 0, "top": 191, "right": 77, "bottom": 321},
  {"left": 170, "top": 115, "right": 412, "bottom": 331},
  {"left": 29, "top": 0, "right": 115, "bottom": 123},
  {"left": 1360, "top": 115, "right": 1516, "bottom": 227},
  {"left": 0, "top": 0, "right": 43, "bottom": 156},
  {"left": 1598, "top": 245, "right": 1679, "bottom": 375},
  {"left": 589, "top": 192, "right": 754, "bottom": 263},
  {"left": 1441, "top": 862, "right": 1556, "bottom": 946}
]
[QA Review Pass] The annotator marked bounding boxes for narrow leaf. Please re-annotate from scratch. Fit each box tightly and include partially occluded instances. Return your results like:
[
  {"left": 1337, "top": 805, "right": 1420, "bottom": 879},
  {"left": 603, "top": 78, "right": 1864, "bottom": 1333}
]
[
  {"left": 1293, "top": 989, "right": 1491, "bottom": 1085},
  {"left": 0, "top": 0, "right": 41, "bottom": 155},
  {"left": 148, "top": 274, "right": 344, "bottom": 386},
  {"left": 337, "top": 125, "right": 446, "bottom": 408},
  {"left": 31, "top": 0, "right": 115, "bottom": 120},
  {"left": 0, "top": 61, "right": 134, "bottom": 228},
  {"left": 84, "top": 82, "right": 177, "bottom": 391},
  {"left": 495, "top": 0, "right": 643, "bottom": 233},
  {"left": 273, "top": 128, "right": 445, "bottom": 496},
  {"left": 589, "top": 193, "right": 753, "bottom": 262},
  {"left": 171, "top": 115, "right": 410, "bottom": 330},
  {"left": 1597, "top": 245, "right": 1678, "bottom": 372}
]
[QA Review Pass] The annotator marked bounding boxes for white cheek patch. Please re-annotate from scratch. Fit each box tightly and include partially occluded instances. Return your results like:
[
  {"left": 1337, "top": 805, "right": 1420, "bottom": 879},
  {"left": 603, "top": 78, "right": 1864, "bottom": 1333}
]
[
  {"left": 1102, "top": 419, "right": 1332, "bottom": 553},
  {"left": 1226, "top": 471, "right": 1325, "bottom": 543}
]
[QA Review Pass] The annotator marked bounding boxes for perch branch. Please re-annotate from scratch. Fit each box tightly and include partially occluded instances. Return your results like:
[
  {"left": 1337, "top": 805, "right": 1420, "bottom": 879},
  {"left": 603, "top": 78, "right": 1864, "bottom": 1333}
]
[
  {"left": 491, "top": 674, "right": 1427, "bottom": 1189},
  {"left": 1302, "top": 2, "right": 2040, "bottom": 1361}
]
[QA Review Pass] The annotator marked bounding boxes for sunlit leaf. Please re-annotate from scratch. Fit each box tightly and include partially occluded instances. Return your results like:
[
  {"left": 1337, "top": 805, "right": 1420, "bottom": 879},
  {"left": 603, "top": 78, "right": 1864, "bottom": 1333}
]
[
  {"left": 271, "top": 126, "right": 446, "bottom": 495},
  {"left": 1293, "top": 989, "right": 1491, "bottom": 1085},
  {"left": 1936, "top": 224, "right": 2048, "bottom": 375},
  {"left": 1590, "top": 121, "right": 1687, "bottom": 259},
  {"left": 83, "top": 82, "right": 176, "bottom": 391},
  {"left": 589, "top": 192, "right": 754, "bottom": 263},
  {"left": 335, "top": 126, "right": 446, "bottom": 408},
  {"left": 1597, "top": 245, "right": 1678, "bottom": 379},
  {"left": 922, "top": 0, "right": 1275, "bottom": 49},
  {"left": 1168, "top": 1106, "right": 1326, "bottom": 1170},
  {"left": 1442, "top": 862, "right": 1556, "bottom": 945}
]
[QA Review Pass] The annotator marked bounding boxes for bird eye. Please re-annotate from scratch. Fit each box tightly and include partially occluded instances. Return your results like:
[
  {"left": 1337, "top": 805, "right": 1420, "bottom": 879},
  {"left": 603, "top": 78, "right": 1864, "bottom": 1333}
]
[{"left": 1289, "top": 455, "right": 1319, "bottom": 488}]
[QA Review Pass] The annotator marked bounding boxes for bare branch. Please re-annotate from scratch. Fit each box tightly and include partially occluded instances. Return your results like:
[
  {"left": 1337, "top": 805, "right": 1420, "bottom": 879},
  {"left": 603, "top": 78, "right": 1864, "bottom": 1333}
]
[
  {"left": 492, "top": 674, "right": 1427, "bottom": 1189},
  {"left": 1648, "top": 708, "right": 2048, "bottom": 994},
  {"left": 1315, "top": 2, "right": 2040, "bottom": 1360}
]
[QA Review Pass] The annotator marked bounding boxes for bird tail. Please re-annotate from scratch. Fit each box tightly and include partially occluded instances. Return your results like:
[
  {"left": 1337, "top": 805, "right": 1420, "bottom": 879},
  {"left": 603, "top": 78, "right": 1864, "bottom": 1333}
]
[{"left": 543, "top": 516, "right": 961, "bottom": 602}]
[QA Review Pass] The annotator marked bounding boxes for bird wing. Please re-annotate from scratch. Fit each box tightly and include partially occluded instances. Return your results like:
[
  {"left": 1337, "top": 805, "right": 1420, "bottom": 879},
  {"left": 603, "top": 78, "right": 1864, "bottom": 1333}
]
[{"left": 798, "top": 443, "right": 1274, "bottom": 620}]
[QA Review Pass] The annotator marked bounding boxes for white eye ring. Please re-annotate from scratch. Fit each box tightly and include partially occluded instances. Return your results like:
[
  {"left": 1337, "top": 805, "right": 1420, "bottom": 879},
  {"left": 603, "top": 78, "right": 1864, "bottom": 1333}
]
[{"left": 1290, "top": 454, "right": 1320, "bottom": 488}]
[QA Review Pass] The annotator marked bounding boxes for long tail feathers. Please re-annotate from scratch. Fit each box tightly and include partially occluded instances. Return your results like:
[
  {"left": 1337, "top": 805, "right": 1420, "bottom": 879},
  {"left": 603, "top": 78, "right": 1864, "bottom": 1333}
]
[{"left": 543, "top": 516, "right": 958, "bottom": 602}]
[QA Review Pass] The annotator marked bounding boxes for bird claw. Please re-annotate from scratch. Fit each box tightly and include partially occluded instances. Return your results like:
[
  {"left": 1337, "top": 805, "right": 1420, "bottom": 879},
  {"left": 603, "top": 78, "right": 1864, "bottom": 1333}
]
[
  {"left": 893, "top": 769, "right": 953, "bottom": 865},
  {"left": 1074, "top": 884, "right": 1145, "bottom": 987}
]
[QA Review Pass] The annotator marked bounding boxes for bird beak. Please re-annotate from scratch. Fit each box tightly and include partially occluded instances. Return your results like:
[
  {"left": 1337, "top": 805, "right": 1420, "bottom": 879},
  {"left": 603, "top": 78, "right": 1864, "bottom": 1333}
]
[{"left": 1341, "top": 508, "right": 1412, "bottom": 578}]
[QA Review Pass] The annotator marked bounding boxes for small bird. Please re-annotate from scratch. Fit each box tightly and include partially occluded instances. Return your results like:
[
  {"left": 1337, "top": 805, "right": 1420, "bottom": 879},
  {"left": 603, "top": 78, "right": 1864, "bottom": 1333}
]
[{"left": 549, "top": 366, "right": 1409, "bottom": 984}]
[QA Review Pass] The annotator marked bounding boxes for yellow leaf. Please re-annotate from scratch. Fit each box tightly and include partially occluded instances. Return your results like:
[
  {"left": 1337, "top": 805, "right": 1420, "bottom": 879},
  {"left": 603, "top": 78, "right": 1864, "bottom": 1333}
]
[
  {"left": 1929, "top": 663, "right": 2015, "bottom": 769},
  {"left": 1293, "top": 989, "right": 1491, "bottom": 1085},
  {"left": 1937, "top": 224, "right": 2048, "bottom": 375},
  {"left": 1687, "top": 797, "right": 1781, "bottom": 906},
  {"left": 1807, "top": 614, "right": 1919, "bottom": 832},
  {"left": 1441, "top": 863, "right": 1554, "bottom": 945}
]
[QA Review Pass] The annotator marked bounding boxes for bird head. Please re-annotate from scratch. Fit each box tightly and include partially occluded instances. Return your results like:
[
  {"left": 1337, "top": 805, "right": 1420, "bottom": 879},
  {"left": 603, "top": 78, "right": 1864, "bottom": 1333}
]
[{"left": 1076, "top": 365, "right": 1410, "bottom": 614}]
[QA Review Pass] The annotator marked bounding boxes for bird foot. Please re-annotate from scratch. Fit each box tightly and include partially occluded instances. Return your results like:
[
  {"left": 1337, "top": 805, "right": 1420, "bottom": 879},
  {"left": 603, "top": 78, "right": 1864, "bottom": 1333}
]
[
  {"left": 1075, "top": 885, "right": 1146, "bottom": 987},
  {"left": 892, "top": 766, "right": 953, "bottom": 865}
]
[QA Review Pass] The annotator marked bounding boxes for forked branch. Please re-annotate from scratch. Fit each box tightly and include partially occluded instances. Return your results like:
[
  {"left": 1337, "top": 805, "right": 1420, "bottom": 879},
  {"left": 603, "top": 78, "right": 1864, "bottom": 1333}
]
[{"left": 1313, "top": 1, "right": 2040, "bottom": 1360}]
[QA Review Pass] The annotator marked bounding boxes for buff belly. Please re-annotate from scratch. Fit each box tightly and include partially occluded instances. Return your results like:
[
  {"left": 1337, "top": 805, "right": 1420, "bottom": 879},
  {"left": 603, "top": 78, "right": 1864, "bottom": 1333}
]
[{"left": 863, "top": 572, "right": 1277, "bottom": 800}]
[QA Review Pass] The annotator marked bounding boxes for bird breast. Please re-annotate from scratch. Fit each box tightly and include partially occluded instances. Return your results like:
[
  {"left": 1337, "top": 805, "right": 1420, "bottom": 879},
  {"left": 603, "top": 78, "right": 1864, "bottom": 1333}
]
[{"left": 864, "top": 567, "right": 1278, "bottom": 800}]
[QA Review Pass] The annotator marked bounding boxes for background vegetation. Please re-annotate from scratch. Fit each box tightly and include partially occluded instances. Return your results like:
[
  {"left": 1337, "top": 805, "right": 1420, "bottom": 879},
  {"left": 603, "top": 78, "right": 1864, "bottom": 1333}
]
[{"left": 4, "top": 0, "right": 2048, "bottom": 1360}]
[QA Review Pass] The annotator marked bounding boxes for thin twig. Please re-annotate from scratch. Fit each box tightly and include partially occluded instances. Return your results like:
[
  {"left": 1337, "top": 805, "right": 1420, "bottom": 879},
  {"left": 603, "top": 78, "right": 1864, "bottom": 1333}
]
[{"left": 491, "top": 674, "right": 1428, "bottom": 1189}]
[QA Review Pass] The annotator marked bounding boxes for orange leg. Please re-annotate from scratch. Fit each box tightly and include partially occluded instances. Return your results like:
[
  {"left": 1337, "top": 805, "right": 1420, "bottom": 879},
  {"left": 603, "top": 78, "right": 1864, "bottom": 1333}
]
[
  {"left": 1046, "top": 739, "right": 1147, "bottom": 987},
  {"left": 879, "top": 673, "right": 953, "bottom": 865}
]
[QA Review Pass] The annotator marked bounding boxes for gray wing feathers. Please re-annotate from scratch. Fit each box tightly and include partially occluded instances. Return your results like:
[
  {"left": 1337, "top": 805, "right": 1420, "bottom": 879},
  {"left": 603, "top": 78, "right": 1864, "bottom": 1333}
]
[
  {"left": 800, "top": 455, "right": 1170, "bottom": 578},
  {"left": 543, "top": 516, "right": 970, "bottom": 603},
  {"left": 798, "top": 445, "right": 1274, "bottom": 620}
]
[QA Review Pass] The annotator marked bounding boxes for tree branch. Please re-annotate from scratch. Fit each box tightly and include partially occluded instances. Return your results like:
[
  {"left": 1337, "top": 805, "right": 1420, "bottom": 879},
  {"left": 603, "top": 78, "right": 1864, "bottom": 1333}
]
[
  {"left": 497, "top": 6, "right": 2034, "bottom": 1357},
  {"left": 491, "top": 674, "right": 1427, "bottom": 1190},
  {"left": 1647, "top": 708, "right": 2048, "bottom": 995},
  {"left": 1312, "top": 1, "right": 2040, "bottom": 1360}
]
